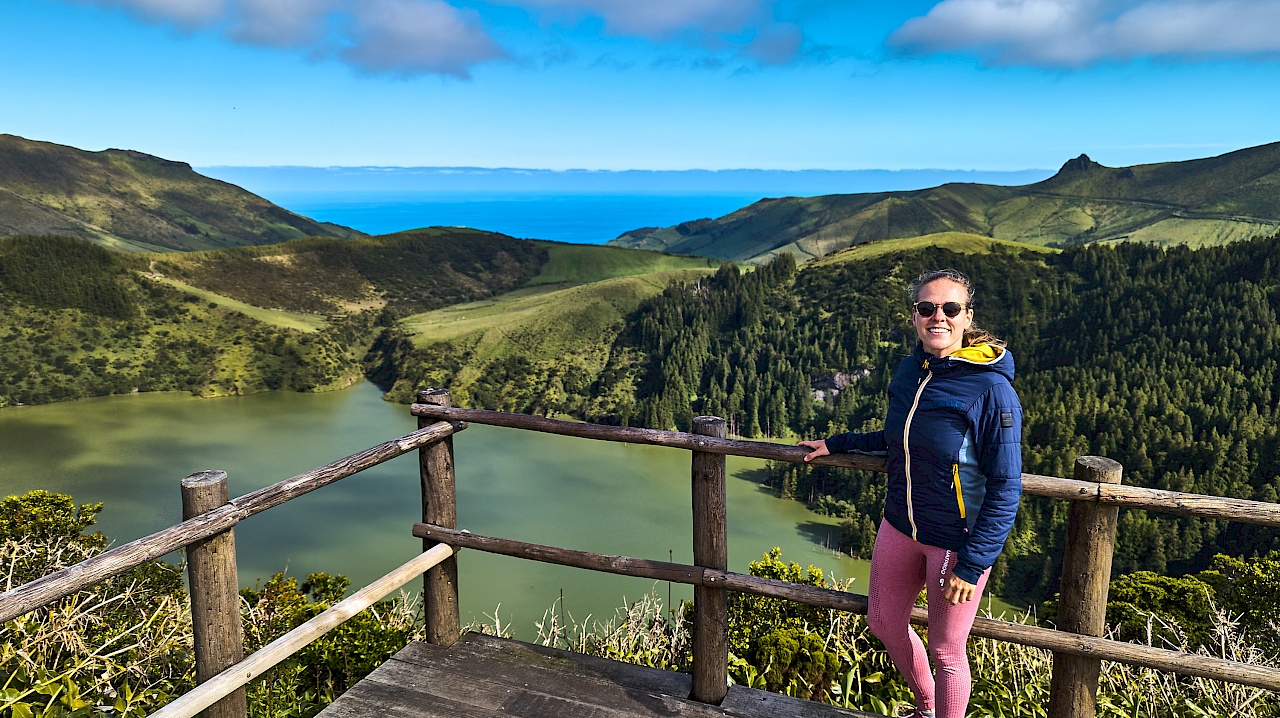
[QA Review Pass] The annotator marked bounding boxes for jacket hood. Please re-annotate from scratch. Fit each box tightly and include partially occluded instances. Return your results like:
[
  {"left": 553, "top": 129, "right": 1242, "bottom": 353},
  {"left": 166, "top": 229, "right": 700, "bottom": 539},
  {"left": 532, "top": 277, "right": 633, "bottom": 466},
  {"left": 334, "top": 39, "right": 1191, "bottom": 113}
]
[{"left": 916, "top": 342, "right": 1015, "bottom": 383}]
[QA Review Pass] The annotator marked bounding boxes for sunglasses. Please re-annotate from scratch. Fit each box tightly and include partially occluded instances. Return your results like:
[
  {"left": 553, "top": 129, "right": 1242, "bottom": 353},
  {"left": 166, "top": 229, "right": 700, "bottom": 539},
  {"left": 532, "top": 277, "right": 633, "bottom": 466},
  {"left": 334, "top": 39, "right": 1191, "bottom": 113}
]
[{"left": 913, "top": 301, "right": 968, "bottom": 318}]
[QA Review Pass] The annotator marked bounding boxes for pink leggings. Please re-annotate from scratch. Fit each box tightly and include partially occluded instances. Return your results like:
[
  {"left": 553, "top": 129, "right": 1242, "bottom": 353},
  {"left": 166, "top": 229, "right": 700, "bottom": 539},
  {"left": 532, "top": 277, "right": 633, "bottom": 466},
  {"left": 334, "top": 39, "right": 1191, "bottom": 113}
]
[{"left": 868, "top": 519, "right": 989, "bottom": 718}]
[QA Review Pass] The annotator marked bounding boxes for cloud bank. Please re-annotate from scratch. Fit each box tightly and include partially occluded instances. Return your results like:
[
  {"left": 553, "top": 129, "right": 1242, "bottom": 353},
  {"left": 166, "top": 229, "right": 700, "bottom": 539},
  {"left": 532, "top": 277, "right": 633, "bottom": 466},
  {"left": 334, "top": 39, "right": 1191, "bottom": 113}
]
[
  {"left": 891, "top": 0, "right": 1280, "bottom": 67},
  {"left": 79, "top": 0, "right": 807, "bottom": 77}
]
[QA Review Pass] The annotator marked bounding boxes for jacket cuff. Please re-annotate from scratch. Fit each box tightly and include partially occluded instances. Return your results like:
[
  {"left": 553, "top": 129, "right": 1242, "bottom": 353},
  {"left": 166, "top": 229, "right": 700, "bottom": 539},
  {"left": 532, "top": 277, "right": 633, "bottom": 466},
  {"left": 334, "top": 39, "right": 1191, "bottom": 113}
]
[
  {"left": 825, "top": 433, "right": 855, "bottom": 454},
  {"left": 953, "top": 560, "right": 986, "bottom": 585}
]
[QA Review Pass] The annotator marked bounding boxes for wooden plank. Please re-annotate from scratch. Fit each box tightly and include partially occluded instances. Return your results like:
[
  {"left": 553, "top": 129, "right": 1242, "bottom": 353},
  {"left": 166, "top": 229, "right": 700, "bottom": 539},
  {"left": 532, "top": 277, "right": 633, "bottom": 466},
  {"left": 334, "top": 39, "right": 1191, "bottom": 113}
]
[
  {"left": 320, "top": 673, "right": 500, "bottom": 718},
  {"left": 353, "top": 637, "right": 878, "bottom": 718},
  {"left": 722, "top": 688, "right": 872, "bottom": 718},
  {"left": 399, "top": 635, "right": 693, "bottom": 697},
  {"left": 394, "top": 640, "right": 692, "bottom": 711},
  {"left": 353, "top": 656, "right": 511, "bottom": 710}
]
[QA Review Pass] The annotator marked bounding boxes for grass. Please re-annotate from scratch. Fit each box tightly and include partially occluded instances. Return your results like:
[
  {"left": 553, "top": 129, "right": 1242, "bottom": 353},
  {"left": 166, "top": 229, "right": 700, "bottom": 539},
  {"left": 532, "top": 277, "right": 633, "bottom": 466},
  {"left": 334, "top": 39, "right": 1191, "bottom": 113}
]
[
  {"left": 404, "top": 268, "right": 713, "bottom": 357},
  {"left": 525, "top": 241, "right": 723, "bottom": 286},
  {"left": 808, "top": 232, "right": 1056, "bottom": 267},
  {"left": 399, "top": 268, "right": 714, "bottom": 403},
  {"left": 144, "top": 275, "right": 328, "bottom": 332}
]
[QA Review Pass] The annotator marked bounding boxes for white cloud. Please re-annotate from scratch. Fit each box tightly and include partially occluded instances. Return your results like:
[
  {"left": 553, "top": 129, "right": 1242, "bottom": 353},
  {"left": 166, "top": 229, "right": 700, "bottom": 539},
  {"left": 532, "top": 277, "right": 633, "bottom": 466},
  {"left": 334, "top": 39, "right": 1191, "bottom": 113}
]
[
  {"left": 77, "top": 0, "right": 813, "bottom": 74},
  {"left": 76, "top": 0, "right": 506, "bottom": 77},
  {"left": 342, "top": 0, "right": 506, "bottom": 78},
  {"left": 890, "top": 0, "right": 1280, "bottom": 67},
  {"left": 228, "top": 0, "right": 337, "bottom": 47}
]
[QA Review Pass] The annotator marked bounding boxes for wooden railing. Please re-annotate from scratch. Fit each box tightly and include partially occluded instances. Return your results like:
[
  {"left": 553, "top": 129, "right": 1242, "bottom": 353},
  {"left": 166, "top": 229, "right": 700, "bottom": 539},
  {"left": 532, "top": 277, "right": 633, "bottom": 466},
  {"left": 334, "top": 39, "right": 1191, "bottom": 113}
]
[
  {"left": 409, "top": 395, "right": 1280, "bottom": 718},
  {"left": 2, "top": 386, "right": 1279, "bottom": 718},
  {"left": 0, "top": 416, "right": 466, "bottom": 718}
]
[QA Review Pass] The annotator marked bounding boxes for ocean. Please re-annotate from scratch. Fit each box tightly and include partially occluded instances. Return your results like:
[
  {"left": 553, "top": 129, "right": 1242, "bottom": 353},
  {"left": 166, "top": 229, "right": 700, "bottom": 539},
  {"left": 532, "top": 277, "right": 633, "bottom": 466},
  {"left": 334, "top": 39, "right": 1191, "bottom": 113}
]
[{"left": 267, "top": 191, "right": 770, "bottom": 244}]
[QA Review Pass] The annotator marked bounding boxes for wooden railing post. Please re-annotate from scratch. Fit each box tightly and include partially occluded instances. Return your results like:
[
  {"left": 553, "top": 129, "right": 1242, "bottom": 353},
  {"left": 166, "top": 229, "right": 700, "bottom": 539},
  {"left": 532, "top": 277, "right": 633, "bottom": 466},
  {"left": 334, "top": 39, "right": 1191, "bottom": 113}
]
[
  {"left": 690, "top": 415, "right": 729, "bottom": 705},
  {"left": 181, "top": 470, "right": 247, "bottom": 718},
  {"left": 418, "top": 388, "right": 460, "bottom": 647},
  {"left": 1048, "top": 456, "right": 1123, "bottom": 718}
]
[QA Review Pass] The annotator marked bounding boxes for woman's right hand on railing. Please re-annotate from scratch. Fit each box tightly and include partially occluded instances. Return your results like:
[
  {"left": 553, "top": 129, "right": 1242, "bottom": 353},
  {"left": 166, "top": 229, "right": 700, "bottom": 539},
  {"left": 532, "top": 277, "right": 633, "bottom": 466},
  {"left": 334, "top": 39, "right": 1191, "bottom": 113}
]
[{"left": 798, "top": 439, "right": 829, "bottom": 463}]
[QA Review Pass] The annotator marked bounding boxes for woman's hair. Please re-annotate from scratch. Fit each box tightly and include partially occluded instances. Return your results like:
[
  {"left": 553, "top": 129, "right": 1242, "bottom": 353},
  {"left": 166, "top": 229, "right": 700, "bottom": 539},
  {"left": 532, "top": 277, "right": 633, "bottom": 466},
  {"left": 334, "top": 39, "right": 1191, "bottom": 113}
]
[{"left": 907, "top": 268, "right": 1006, "bottom": 348}]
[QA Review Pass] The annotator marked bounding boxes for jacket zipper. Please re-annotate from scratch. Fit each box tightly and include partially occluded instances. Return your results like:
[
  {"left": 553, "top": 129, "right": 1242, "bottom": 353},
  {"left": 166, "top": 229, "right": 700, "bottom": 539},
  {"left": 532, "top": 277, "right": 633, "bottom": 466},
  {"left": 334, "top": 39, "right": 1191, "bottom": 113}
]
[
  {"left": 902, "top": 367, "right": 932, "bottom": 540},
  {"left": 953, "top": 462, "right": 966, "bottom": 521}
]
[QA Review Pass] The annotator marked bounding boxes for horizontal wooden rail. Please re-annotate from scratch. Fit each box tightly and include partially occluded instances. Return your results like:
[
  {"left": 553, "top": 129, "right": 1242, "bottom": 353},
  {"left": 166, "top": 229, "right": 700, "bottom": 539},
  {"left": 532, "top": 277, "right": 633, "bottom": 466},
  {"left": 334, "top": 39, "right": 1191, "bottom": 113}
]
[
  {"left": 409, "top": 404, "right": 890, "bottom": 471},
  {"left": 412, "top": 404, "right": 1280, "bottom": 527},
  {"left": 413, "top": 523, "right": 1280, "bottom": 693},
  {"left": 147, "top": 543, "right": 457, "bottom": 718},
  {"left": 0, "top": 421, "right": 465, "bottom": 624}
]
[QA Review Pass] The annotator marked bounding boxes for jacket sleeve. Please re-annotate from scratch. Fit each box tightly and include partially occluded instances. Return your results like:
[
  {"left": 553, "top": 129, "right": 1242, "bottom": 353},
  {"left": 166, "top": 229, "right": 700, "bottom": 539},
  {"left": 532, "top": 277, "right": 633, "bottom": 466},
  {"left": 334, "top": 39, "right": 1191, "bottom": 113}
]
[
  {"left": 954, "top": 380, "right": 1023, "bottom": 584},
  {"left": 824, "top": 430, "right": 887, "bottom": 455}
]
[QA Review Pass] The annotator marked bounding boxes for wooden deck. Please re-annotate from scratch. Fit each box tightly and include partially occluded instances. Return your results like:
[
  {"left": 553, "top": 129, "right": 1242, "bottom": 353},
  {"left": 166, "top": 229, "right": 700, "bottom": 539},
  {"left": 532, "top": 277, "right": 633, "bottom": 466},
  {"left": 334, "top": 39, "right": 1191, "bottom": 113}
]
[{"left": 318, "top": 632, "right": 877, "bottom": 718}]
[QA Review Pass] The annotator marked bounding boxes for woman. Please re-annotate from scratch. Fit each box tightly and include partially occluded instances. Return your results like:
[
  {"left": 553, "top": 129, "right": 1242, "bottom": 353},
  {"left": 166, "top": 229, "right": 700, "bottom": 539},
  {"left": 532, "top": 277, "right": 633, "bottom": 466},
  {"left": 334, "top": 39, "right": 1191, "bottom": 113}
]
[{"left": 798, "top": 269, "right": 1022, "bottom": 718}]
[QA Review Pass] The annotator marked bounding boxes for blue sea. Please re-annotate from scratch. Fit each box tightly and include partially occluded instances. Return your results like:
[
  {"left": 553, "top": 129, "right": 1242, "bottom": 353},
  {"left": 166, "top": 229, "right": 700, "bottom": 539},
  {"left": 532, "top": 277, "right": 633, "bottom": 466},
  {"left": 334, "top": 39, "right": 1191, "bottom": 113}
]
[{"left": 269, "top": 191, "right": 769, "bottom": 244}]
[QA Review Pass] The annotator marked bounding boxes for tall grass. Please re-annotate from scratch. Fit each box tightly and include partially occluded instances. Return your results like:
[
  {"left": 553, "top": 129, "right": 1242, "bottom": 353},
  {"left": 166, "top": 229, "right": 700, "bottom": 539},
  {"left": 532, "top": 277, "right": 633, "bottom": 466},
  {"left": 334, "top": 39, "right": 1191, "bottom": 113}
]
[{"left": 516, "top": 588, "right": 1280, "bottom": 718}]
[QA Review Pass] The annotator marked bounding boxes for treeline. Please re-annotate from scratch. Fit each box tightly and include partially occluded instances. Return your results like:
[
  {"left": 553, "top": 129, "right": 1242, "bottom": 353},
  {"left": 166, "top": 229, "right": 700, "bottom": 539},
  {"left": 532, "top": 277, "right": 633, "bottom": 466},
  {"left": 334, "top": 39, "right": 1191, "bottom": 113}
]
[
  {"left": 569, "top": 234, "right": 1280, "bottom": 604},
  {"left": 0, "top": 235, "right": 369, "bottom": 406}
]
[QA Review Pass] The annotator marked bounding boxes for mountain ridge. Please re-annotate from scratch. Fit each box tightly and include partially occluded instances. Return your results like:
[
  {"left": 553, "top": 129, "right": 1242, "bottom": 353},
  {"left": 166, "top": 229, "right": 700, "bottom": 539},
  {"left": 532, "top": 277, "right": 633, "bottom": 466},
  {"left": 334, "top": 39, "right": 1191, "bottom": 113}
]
[
  {"left": 610, "top": 142, "right": 1280, "bottom": 263},
  {"left": 0, "top": 134, "right": 362, "bottom": 252}
]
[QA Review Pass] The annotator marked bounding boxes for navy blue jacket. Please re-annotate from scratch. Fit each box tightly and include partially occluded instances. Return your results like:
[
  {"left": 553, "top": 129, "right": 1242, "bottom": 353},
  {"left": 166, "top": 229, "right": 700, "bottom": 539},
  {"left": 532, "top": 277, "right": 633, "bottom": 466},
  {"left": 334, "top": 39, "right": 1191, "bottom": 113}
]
[{"left": 826, "top": 342, "right": 1023, "bottom": 584}]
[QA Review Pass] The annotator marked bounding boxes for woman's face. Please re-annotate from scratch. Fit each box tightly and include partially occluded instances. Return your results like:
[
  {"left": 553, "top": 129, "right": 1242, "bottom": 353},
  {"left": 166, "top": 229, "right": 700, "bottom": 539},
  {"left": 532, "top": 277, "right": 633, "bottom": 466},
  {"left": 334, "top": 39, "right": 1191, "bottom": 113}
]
[{"left": 913, "top": 278, "right": 973, "bottom": 358}]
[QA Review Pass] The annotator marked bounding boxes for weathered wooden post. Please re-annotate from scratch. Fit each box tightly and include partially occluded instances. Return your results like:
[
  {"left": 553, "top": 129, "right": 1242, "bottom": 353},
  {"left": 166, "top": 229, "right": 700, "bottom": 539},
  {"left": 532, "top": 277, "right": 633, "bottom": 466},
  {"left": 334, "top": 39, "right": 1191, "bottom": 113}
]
[
  {"left": 1048, "top": 455, "right": 1124, "bottom": 718},
  {"left": 418, "top": 388, "right": 460, "bottom": 647},
  {"left": 182, "top": 470, "right": 247, "bottom": 718},
  {"left": 690, "top": 415, "right": 729, "bottom": 704}
]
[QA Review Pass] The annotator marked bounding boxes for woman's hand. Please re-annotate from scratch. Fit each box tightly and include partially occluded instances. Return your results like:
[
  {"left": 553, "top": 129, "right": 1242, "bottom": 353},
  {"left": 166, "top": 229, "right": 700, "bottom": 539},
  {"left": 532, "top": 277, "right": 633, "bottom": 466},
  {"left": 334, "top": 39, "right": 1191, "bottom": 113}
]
[
  {"left": 943, "top": 574, "right": 976, "bottom": 605},
  {"left": 798, "top": 439, "right": 829, "bottom": 463}
]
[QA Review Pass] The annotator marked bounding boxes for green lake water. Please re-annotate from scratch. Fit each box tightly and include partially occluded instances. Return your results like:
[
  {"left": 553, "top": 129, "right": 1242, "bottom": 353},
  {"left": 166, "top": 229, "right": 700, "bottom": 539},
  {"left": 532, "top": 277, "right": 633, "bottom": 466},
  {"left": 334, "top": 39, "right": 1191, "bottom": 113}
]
[{"left": 0, "top": 382, "right": 1014, "bottom": 637}]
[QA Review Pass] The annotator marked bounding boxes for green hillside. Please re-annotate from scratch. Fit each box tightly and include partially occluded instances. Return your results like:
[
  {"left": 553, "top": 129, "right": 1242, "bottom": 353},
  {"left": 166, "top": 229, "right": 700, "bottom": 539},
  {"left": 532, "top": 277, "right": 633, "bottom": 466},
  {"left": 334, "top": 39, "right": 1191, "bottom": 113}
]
[
  {"left": 0, "top": 235, "right": 367, "bottom": 406},
  {"left": 0, "top": 134, "right": 361, "bottom": 252},
  {"left": 148, "top": 231, "right": 718, "bottom": 317},
  {"left": 149, "top": 228, "right": 549, "bottom": 315},
  {"left": 525, "top": 240, "right": 720, "bottom": 285},
  {"left": 0, "top": 225, "right": 727, "bottom": 408},
  {"left": 807, "top": 232, "right": 1054, "bottom": 266},
  {"left": 367, "top": 267, "right": 716, "bottom": 409},
  {"left": 611, "top": 142, "right": 1280, "bottom": 263}
]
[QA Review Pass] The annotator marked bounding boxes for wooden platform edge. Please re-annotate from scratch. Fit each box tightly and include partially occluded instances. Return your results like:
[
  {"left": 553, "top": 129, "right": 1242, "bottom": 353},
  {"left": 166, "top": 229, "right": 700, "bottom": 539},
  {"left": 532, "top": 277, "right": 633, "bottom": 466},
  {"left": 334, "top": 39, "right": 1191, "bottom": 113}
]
[{"left": 318, "top": 632, "right": 879, "bottom": 718}]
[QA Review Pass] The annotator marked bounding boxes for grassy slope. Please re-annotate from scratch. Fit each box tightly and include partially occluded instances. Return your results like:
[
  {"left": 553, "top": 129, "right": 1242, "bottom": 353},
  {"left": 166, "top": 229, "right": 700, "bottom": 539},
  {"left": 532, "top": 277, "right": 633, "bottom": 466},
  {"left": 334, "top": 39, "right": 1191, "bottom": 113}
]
[
  {"left": 525, "top": 240, "right": 721, "bottom": 285},
  {"left": 147, "top": 276, "right": 328, "bottom": 332},
  {"left": 0, "top": 134, "right": 361, "bottom": 252},
  {"left": 397, "top": 268, "right": 715, "bottom": 406},
  {"left": 150, "top": 228, "right": 549, "bottom": 315},
  {"left": 809, "top": 232, "right": 1056, "bottom": 267}
]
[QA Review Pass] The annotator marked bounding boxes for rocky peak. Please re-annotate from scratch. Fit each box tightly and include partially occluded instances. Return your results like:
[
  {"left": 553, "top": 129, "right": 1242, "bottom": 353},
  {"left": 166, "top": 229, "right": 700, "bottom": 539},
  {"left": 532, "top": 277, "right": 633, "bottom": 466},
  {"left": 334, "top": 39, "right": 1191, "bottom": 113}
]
[{"left": 1057, "top": 153, "right": 1104, "bottom": 174}]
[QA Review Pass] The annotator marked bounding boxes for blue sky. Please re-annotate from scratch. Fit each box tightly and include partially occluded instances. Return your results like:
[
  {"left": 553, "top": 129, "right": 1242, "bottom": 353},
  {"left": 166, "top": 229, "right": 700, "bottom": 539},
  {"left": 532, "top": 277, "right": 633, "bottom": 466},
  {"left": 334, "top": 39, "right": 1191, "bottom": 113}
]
[{"left": 3, "top": 0, "right": 1280, "bottom": 170}]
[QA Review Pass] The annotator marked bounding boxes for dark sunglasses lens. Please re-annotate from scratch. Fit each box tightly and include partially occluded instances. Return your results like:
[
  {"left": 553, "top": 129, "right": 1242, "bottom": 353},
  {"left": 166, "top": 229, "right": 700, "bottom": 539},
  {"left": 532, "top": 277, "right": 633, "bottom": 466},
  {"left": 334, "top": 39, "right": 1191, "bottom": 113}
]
[{"left": 915, "top": 301, "right": 964, "bottom": 317}]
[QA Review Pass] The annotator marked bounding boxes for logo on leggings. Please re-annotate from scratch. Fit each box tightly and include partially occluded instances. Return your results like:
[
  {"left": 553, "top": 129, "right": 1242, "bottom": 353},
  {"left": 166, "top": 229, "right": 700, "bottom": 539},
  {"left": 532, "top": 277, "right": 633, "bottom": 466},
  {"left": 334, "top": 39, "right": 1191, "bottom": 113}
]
[{"left": 940, "top": 550, "right": 951, "bottom": 587}]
